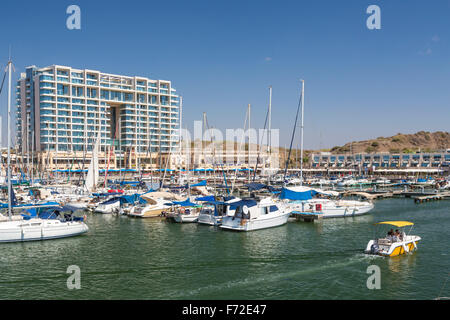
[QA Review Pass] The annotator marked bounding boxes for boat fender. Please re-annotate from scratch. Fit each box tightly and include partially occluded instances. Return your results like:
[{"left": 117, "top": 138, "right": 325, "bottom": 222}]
[
  {"left": 412, "top": 241, "right": 417, "bottom": 249},
  {"left": 83, "top": 214, "right": 87, "bottom": 221}
]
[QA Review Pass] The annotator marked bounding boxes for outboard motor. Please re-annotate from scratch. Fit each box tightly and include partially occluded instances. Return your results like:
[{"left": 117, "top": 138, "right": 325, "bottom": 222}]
[{"left": 370, "top": 242, "right": 380, "bottom": 254}]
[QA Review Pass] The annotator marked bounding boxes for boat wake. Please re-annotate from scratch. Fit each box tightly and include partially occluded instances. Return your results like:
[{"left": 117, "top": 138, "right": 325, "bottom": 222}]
[{"left": 167, "top": 253, "right": 372, "bottom": 299}]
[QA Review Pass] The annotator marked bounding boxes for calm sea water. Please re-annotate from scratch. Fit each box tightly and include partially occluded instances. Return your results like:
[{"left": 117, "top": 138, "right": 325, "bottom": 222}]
[{"left": 0, "top": 198, "right": 448, "bottom": 300}]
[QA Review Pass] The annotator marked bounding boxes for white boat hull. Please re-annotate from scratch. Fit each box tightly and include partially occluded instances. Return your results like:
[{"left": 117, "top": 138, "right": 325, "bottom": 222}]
[
  {"left": 173, "top": 214, "right": 199, "bottom": 223},
  {"left": 321, "top": 203, "right": 374, "bottom": 218},
  {"left": 197, "top": 214, "right": 223, "bottom": 226},
  {"left": 94, "top": 201, "right": 120, "bottom": 214},
  {"left": 0, "top": 219, "right": 89, "bottom": 243},
  {"left": 289, "top": 200, "right": 374, "bottom": 219},
  {"left": 220, "top": 212, "right": 290, "bottom": 232}
]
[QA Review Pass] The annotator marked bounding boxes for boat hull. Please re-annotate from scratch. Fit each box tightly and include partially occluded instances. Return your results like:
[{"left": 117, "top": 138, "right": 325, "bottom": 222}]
[
  {"left": 321, "top": 203, "right": 374, "bottom": 218},
  {"left": 0, "top": 219, "right": 89, "bottom": 243},
  {"left": 220, "top": 212, "right": 290, "bottom": 232},
  {"left": 94, "top": 201, "right": 120, "bottom": 214},
  {"left": 173, "top": 214, "right": 199, "bottom": 223},
  {"left": 197, "top": 214, "right": 223, "bottom": 226},
  {"left": 127, "top": 208, "right": 166, "bottom": 218}
]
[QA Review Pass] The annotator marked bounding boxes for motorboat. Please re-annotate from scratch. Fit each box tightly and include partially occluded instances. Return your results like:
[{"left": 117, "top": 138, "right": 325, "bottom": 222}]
[
  {"left": 197, "top": 197, "right": 240, "bottom": 226},
  {"left": 365, "top": 221, "right": 421, "bottom": 257},
  {"left": 94, "top": 197, "right": 121, "bottom": 214},
  {"left": 170, "top": 206, "right": 202, "bottom": 223},
  {"left": 220, "top": 197, "right": 290, "bottom": 231},
  {"left": 128, "top": 197, "right": 172, "bottom": 218},
  {"left": 164, "top": 199, "right": 202, "bottom": 223}
]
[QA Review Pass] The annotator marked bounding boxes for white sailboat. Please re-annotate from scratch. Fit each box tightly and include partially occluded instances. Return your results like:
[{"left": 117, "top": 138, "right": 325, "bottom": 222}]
[
  {"left": 282, "top": 80, "right": 374, "bottom": 219},
  {"left": 84, "top": 129, "right": 101, "bottom": 193}
]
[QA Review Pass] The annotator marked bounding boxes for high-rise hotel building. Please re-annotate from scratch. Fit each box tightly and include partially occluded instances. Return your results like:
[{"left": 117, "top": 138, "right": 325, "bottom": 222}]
[{"left": 16, "top": 65, "right": 180, "bottom": 170}]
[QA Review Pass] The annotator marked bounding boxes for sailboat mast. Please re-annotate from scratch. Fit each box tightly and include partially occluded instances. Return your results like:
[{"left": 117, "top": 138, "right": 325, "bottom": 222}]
[
  {"left": 300, "top": 80, "right": 305, "bottom": 187},
  {"left": 268, "top": 86, "right": 272, "bottom": 158},
  {"left": 179, "top": 96, "right": 183, "bottom": 183},
  {"left": 7, "top": 58, "right": 12, "bottom": 219},
  {"left": 248, "top": 104, "right": 251, "bottom": 183},
  {"left": 31, "top": 130, "right": 34, "bottom": 186}
]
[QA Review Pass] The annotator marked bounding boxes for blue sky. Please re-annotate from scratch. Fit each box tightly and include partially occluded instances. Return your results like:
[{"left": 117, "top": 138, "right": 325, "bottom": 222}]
[{"left": 0, "top": 0, "right": 449, "bottom": 149}]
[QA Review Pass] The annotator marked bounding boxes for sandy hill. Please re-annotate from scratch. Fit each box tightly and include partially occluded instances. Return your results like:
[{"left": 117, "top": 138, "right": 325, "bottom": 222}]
[{"left": 328, "top": 131, "right": 449, "bottom": 154}]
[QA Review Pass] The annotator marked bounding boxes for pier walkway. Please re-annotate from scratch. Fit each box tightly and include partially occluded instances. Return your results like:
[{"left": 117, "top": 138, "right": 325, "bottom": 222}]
[{"left": 413, "top": 191, "right": 450, "bottom": 203}]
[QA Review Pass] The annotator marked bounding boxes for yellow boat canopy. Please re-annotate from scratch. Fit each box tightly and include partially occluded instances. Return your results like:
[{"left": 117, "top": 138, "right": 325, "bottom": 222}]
[{"left": 375, "top": 221, "right": 414, "bottom": 227}]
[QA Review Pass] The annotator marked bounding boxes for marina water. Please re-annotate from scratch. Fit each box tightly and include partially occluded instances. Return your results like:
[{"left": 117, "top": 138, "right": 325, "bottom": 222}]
[{"left": 0, "top": 198, "right": 448, "bottom": 299}]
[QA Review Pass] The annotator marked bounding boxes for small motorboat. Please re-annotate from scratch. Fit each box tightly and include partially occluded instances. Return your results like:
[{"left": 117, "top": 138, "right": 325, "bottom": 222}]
[
  {"left": 94, "top": 197, "right": 121, "bottom": 214},
  {"left": 197, "top": 197, "right": 240, "bottom": 226},
  {"left": 164, "top": 199, "right": 201, "bottom": 223},
  {"left": 365, "top": 221, "right": 421, "bottom": 257},
  {"left": 128, "top": 197, "right": 172, "bottom": 218},
  {"left": 171, "top": 207, "right": 201, "bottom": 223},
  {"left": 220, "top": 197, "right": 290, "bottom": 232}
]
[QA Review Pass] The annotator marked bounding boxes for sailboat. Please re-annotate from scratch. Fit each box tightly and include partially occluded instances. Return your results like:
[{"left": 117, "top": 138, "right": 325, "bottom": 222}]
[
  {"left": 84, "top": 129, "right": 101, "bottom": 193},
  {"left": 0, "top": 57, "right": 88, "bottom": 242},
  {"left": 282, "top": 80, "right": 374, "bottom": 219}
]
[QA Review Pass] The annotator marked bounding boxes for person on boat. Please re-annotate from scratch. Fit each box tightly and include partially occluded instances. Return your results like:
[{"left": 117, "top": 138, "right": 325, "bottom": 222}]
[
  {"left": 392, "top": 230, "right": 399, "bottom": 242},
  {"left": 387, "top": 229, "right": 394, "bottom": 241},
  {"left": 395, "top": 229, "right": 403, "bottom": 241}
]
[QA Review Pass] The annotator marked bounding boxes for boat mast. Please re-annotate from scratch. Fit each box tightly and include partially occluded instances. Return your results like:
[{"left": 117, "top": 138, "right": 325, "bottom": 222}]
[
  {"left": 247, "top": 104, "right": 251, "bottom": 184},
  {"left": 300, "top": 80, "right": 304, "bottom": 187},
  {"left": 179, "top": 96, "right": 183, "bottom": 184},
  {"left": 268, "top": 86, "right": 272, "bottom": 180},
  {"left": 282, "top": 80, "right": 303, "bottom": 186},
  {"left": 31, "top": 130, "right": 34, "bottom": 186},
  {"left": 6, "top": 57, "right": 13, "bottom": 219}
]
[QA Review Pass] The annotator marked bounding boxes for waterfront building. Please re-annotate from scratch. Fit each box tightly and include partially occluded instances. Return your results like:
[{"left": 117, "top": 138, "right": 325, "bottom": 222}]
[
  {"left": 15, "top": 65, "right": 180, "bottom": 171},
  {"left": 308, "top": 151, "right": 450, "bottom": 174}
]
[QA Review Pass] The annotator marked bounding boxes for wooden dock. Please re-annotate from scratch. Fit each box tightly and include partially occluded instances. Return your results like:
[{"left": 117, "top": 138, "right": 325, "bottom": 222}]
[
  {"left": 290, "top": 211, "right": 323, "bottom": 222},
  {"left": 413, "top": 192, "right": 450, "bottom": 203},
  {"left": 338, "top": 188, "right": 450, "bottom": 202},
  {"left": 340, "top": 191, "right": 395, "bottom": 200}
]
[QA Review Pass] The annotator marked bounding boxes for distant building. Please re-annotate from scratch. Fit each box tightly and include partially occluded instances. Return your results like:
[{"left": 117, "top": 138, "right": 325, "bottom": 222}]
[{"left": 308, "top": 152, "right": 450, "bottom": 173}]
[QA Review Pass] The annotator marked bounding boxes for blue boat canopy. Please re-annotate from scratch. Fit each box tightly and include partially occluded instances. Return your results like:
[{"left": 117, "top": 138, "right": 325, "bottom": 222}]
[
  {"left": 229, "top": 199, "right": 258, "bottom": 208},
  {"left": 191, "top": 180, "right": 207, "bottom": 187},
  {"left": 172, "top": 198, "right": 198, "bottom": 207},
  {"left": 195, "top": 195, "right": 215, "bottom": 202},
  {"left": 120, "top": 194, "right": 142, "bottom": 204},
  {"left": 279, "top": 187, "right": 316, "bottom": 201}
]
